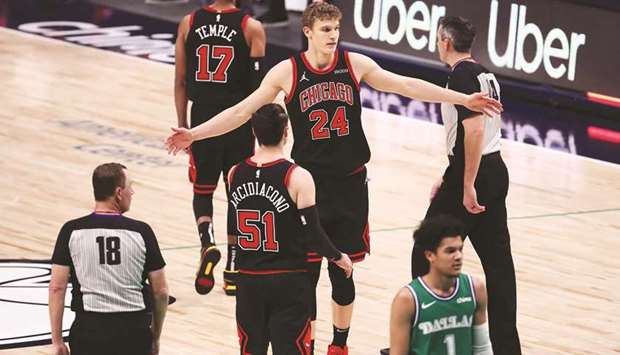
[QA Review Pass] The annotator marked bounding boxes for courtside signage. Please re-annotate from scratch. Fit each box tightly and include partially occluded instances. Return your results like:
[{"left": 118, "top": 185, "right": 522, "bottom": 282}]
[{"left": 337, "top": 0, "right": 619, "bottom": 98}]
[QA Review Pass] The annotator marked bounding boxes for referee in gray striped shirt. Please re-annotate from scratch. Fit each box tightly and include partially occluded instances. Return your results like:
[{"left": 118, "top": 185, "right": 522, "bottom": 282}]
[{"left": 49, "top": 163, "right": 169, "bottom": 355}]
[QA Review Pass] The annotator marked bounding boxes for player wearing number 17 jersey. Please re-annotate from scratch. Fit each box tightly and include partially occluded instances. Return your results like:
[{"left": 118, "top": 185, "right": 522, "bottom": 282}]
[
  {"left": 229, "top": 104, "right": 352, "bottom": 354},
  {"left": 174, "top": 0, "right": 266, "bottom": 296},
  {"left": 166, "top": 4, "right": 502, "bottom": 352}
]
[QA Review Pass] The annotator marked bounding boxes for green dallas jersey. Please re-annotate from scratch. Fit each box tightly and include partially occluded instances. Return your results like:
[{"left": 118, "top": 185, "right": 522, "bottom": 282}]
[{"left": 407, "top": 273, "right": 477, "bottom": 355}]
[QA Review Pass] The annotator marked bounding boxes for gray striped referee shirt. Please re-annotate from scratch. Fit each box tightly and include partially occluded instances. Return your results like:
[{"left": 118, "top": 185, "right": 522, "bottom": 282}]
[{"left": 52, "top": 213, "right": 165, "bottom": 314}]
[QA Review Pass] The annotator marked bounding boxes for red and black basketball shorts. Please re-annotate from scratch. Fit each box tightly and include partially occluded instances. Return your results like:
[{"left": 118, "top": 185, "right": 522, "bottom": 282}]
[
  {"left": 236, "top": 272, "right": 312, "bottom": 355},
  {"left": 189, "top": 101, "right": 254, "bottom": 196},
  {"left": 307, "top": 166, "right": 370, "bottom": 264}
]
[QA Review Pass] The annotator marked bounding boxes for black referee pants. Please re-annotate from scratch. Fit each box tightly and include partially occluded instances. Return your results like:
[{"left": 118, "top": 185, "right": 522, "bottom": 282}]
[
  {"left": 411, "top": 153, "right": 521, "bottom": 355},
  {"left": 69, "top": 312, "right": 152, "bottom": 355}
]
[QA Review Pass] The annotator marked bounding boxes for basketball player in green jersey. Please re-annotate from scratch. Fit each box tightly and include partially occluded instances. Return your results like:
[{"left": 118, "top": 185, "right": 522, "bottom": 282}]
[{"left": 389, "top": 215, "right": 493, "bottom": 355}]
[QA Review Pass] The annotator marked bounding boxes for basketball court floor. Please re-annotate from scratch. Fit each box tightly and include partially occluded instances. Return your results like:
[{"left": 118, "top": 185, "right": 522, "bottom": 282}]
[{"left": 0, "top": 27, "right": 619, "bottom": 354}]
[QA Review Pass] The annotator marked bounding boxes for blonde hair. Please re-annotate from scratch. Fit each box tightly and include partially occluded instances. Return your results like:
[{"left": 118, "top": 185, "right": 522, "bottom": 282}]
[{"left": 301, "top": 2, "right": 342, "bottom": 29}]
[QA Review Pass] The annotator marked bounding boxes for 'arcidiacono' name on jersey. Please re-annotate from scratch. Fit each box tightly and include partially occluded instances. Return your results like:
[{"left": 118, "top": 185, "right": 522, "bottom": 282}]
[{"left": 230, "top": 181, "right": 291, "bottom": 213}]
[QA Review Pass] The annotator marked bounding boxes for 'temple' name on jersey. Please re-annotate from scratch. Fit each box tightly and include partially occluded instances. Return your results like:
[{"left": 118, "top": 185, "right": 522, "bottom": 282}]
[{"left": 194, "top": 24, "right": 237, "bottom": 42}]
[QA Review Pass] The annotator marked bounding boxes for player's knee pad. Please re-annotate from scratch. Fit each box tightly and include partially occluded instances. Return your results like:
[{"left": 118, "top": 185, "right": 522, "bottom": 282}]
[
  {"left": 193, "top": 193, "right": 214, "bottom": 219},
  {"left": 328, "top": 262, "right": 355, "bottom": 306}
]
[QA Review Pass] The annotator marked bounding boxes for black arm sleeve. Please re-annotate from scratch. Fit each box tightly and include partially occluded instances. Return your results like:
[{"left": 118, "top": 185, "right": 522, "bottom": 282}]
[
  {"left": 299, "top": 206, "right": 341, "bottom": 260},
  {"left": 449, "top": 68, "right": 481, "bottom": 120},
  {"left": 142, "top": 223, "right": 166, "bottom": 272},
  {"left": 51, "top": 222, "right": 72, "bottom": 266},
  {"left": 250, "top": 56, "right": 265, "bottom": 92}
]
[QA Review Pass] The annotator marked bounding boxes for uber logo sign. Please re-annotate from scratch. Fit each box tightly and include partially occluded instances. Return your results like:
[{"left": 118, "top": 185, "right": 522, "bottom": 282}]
[
  {"left": 353, "top": 0, "right": 445, "bottom": 51},
  {"left": 487, "top": 0, "right": 586, "bottom": 81},
  {"left": 338, "top": 0, "right": 618, "bottom": 98}
]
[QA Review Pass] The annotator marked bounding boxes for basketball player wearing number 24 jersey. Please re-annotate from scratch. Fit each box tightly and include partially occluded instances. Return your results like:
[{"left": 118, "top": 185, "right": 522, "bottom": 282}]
[{"left": 166, "top": 4, "right": 502, "bottom": 353}]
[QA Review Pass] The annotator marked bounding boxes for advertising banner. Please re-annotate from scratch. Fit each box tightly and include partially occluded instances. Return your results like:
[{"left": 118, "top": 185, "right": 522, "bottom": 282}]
[{"left": 335, "top": 0, "right": 620, "bottom": 98}]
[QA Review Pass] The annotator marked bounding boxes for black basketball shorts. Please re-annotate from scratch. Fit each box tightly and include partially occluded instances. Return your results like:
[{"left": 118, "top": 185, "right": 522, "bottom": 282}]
[
  {"left": 236, "top": 272, "right": 312, "bottom": 355},
  {"left": 307, "top": 167, "right": 370, "bottom": 263},
  {"left": 189, "top": 101, "right": 254, "bottom": 196}
]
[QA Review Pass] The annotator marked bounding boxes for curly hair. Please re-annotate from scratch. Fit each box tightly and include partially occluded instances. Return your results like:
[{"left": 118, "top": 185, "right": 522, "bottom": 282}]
[{"left": 301, "top": 2, "right": 342, "bottom": 28}]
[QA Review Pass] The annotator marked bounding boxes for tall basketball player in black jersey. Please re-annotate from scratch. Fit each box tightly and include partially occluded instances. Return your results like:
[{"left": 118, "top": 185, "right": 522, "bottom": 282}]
[
  {"left": 167, "top": 4, "right": 501, "bottom": 353},
  {"left": 230, "top": 103, "right": 352, "bottom": 355},
  {"left": 174, "top": 0, "right": 265, "bottom": 296},
  {"left": 410, "top": 17, "right": 521, "bottom": 355}
]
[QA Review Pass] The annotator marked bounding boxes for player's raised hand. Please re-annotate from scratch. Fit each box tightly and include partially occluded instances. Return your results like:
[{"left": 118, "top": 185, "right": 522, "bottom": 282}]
[
  {"left": 334, "top": 253, "right": 353, "bottom": 278},
  {"left": 166, "top": 127, "right": 193, "bottom": 155},
  {"left": 464, "top": 92, "right": 502, "bottom": 116}
]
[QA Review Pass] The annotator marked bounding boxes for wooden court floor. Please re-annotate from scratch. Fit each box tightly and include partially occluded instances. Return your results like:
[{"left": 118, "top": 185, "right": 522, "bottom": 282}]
[{"left": 1, "top": 28, "right": 619, "bottom": 354}]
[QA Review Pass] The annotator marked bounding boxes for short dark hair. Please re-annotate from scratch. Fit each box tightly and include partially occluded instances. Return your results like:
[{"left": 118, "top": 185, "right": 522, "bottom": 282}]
[
  {"left": 439, "top": 16, "right": 476, "bottom": 53},
  {"left": 412, "top": 215, "right": 466, "bottom": 276},
  {"left": 92, "top": 163, "right": 127, "bottom": 201},
  {"left": 302, "top": 2, "right": 342, "bottom": 28},
  {"left": 251, "top": 103, "right": 288, "bottom": 146}
]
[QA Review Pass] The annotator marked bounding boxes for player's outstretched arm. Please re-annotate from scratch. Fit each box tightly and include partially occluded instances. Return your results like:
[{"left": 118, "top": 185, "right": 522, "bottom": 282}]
[
  {"left": 166, "top": 60, "right": 291, "bottom": 154},
  {"left": 349, "top": 53, "right": 502, "bottom": 115},
  {"left": 472, "top": 277, "right": 493, "bottom": 355},
  {"left": 289, "top": 167, "right": 353, "bottom": 277},
  {"left": 389, "top": 287, "right": 415, "bottom": 355}
]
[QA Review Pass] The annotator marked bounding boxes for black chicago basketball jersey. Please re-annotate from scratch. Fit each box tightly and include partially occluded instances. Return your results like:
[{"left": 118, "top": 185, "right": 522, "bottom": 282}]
[
  {"left": 185, "top": 6, "right": 251, "bottom": 105},
  {"left": 285, "top": 50, "right": 370, "bottom": 176},
  {"left": 229, "top": 159, "right": 307, "bottom": 272}
]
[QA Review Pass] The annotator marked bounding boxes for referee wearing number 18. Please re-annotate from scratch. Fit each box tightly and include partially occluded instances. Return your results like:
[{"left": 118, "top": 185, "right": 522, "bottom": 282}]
[{"left": 49, "top": 163, "right": 169, "bottom": 355}]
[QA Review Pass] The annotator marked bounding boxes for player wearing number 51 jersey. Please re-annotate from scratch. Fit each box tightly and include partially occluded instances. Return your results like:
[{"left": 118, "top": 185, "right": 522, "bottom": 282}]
[
  {"left": 175, "top": 0, "right": 266, "bottom": 297},
  {"left": 229, "top": 104, "right": 352, "bottom": 355}
]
